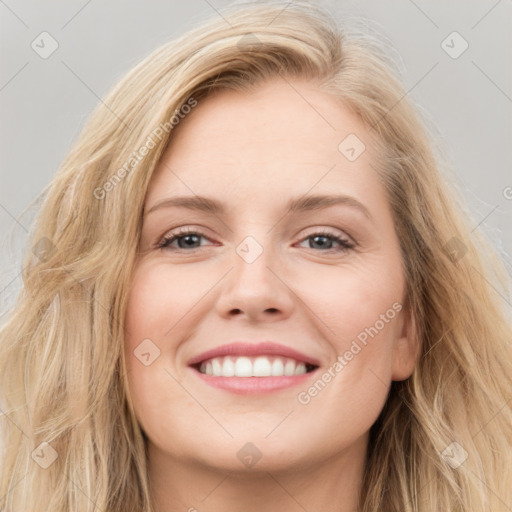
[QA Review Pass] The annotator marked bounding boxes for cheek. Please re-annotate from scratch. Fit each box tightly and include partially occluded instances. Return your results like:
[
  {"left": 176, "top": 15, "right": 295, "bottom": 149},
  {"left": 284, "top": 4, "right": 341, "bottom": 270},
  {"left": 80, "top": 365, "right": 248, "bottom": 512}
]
[
  {"left": 123, "top": 263, "right": 190, "bottom": 443},
  {"left": 294, "top": 256, "right": 402, "bottom": 406},
  {"left": 301, "top": 260, "right": 403, "bottom": 410},
  {"left": 296, "top": 309, "right": 399, "bottom": 448},
  {"left": 123, "top": 261, "right": 217, "bottom": 420},
  {"left": 297, "top": 254, "right": 403, "bottom": 344},
  {"left": 124, "top": 261, "right": 206, "bottom": 348}
]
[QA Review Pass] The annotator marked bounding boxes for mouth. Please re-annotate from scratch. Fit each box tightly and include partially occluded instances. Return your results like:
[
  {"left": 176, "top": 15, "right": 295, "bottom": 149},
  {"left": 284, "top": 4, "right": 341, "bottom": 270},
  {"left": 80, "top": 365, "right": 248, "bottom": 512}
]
[
  {"left": 192, "top": 355, "right": 318, "bottom": 377},
  {"left": 187, "top": 342, "right": 321, "bottom": 394}
]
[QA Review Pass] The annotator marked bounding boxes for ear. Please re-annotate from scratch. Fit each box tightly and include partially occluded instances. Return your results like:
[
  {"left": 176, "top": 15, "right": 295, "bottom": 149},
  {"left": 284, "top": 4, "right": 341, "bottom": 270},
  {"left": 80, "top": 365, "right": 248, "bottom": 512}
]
[{"left": 391, "top": 302, "right": 420, "bottom": 381}]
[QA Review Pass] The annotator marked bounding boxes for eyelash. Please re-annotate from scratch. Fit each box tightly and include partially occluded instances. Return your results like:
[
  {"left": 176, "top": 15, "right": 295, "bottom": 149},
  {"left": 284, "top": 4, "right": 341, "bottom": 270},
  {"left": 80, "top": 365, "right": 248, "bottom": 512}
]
[{"left": 156, "top": 228, "right": 355, "bottom": 253}]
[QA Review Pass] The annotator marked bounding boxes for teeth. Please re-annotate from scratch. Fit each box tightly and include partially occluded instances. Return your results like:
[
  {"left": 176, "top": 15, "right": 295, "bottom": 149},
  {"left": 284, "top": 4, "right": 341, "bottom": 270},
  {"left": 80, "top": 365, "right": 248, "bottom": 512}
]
[
  {"left": 271, "top": 358, "right": 284, "bottom": 376},
  {"left": 222, "top": 357, "right": 235, "bottom": 377},
  {"left": 234, "top": 356, "right": 252, "bottom": 377},
  {"left": 295, "top": 363, "right": 306, "bottom": 375},
  {"left": 212, "top": 358, "right": 222, "bottom": 375},
  {"left": 253, "top": 356, "right": 272, "bottom": 376},
  {"left": 284, "top": 359, "right": 296, "bottom": 376},
  {"left": 198, "top": 356, "right": 311, "bottom": 377}
]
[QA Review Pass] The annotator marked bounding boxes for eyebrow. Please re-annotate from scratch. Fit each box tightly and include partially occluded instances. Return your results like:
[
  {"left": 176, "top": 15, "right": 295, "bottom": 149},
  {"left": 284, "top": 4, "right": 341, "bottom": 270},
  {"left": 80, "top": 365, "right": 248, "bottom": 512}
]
[{"left": 145, "top": 193, "right": 372, "bottom": 220}]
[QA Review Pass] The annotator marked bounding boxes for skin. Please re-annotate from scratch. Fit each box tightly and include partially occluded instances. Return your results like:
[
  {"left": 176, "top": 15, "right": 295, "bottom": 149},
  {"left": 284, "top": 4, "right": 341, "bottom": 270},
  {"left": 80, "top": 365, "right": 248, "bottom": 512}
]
[{"left": 124, "top": 77, "right": 419, "bottom": 512}]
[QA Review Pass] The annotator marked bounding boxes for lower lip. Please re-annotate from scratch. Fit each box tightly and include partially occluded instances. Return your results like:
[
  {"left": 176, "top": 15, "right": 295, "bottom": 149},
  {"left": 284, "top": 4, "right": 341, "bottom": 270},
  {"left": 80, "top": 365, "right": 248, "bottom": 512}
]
[{"left": 190, "top": 368, "right": 318, "bottom": 394}]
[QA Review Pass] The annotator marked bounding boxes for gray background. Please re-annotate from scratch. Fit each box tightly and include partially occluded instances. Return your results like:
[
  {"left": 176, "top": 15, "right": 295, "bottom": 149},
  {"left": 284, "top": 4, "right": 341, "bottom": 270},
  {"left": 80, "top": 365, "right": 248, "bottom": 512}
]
[{"left": 1, "top": 0, "right": 512, "bottom": 314}]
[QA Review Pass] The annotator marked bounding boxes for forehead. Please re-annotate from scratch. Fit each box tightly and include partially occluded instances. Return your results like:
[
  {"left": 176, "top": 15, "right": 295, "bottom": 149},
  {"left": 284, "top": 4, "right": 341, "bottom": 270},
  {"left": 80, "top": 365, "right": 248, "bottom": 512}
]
[{"left": 145, "top": 78, "right": 382, "bottom": 211}]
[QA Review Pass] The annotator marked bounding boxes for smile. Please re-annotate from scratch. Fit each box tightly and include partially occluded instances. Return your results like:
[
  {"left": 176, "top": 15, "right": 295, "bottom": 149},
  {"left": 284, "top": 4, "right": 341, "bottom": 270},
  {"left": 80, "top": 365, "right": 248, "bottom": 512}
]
[
  {"left": 187, "top": 341, "right": 321, "bottom": 394},
  {"left": 196, "top": 355, "right": 317, "bottom": 377}
]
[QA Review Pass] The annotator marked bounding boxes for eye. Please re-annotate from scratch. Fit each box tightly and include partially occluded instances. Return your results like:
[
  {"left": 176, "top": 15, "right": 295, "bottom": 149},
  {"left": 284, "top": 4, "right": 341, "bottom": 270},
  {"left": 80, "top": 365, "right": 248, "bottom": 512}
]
[
  {"left": 157, "top": 228, "right": 355, "bottom": 253},
  {"left": 157, "top": 228, "right": 212, "bottom": 250},
  {"left": 295, "top": 230, "right": 355, "bottom": 253}
]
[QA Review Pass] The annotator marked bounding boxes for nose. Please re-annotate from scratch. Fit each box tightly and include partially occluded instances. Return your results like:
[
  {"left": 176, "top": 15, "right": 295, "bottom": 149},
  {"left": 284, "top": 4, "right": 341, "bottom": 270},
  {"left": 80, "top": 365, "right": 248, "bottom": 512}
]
[{"left": 215, "top": 238, "right": 295, "bottom": 323}]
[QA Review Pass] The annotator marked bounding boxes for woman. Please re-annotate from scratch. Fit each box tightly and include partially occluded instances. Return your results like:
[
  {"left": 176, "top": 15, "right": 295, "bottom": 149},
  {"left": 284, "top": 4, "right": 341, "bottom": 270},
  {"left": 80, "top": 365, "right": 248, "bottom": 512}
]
[{"left": 1, "top": 1, "right": 511, "bottom": 511}]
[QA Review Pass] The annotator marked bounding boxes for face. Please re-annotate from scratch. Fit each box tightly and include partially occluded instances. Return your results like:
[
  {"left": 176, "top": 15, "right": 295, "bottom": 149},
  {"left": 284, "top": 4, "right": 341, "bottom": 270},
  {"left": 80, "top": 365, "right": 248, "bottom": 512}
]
[{"left": 124, "top": 78, "right": 418, "bottom": 474}]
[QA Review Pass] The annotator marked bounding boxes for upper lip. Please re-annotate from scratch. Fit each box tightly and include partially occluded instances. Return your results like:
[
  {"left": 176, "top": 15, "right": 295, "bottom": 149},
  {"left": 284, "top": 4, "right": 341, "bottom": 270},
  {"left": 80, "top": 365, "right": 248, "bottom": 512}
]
[{"left": 187, "top": 341, "right": 321, "bottom": 367}]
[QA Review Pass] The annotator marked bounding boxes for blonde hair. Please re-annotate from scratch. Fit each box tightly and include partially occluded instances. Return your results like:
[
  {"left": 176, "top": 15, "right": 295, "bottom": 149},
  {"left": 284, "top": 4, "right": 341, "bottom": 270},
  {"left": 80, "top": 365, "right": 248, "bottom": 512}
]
[{"left": 1, "top": 1, "right": 511, "bottom": 511}]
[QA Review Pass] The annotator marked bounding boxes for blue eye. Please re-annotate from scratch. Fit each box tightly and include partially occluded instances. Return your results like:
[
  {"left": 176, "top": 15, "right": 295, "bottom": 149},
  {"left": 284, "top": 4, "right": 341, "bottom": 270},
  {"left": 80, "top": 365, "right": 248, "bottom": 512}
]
[
  {"left": 297, "top": 231, "right": 354, "bottom": 252},
  {"left": 157, "top": 229, "right": 208, "bottom": 250},
  {"left": 157, "top": 229, "right": 354, "bottom": 253}
]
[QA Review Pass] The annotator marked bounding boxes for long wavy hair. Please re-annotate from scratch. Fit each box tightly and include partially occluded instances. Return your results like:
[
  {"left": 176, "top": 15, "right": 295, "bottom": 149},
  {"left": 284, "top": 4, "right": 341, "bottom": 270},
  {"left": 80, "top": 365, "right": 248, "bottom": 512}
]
[{"left": 1, "top": 1, "right": 511, "bottom": 510}]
